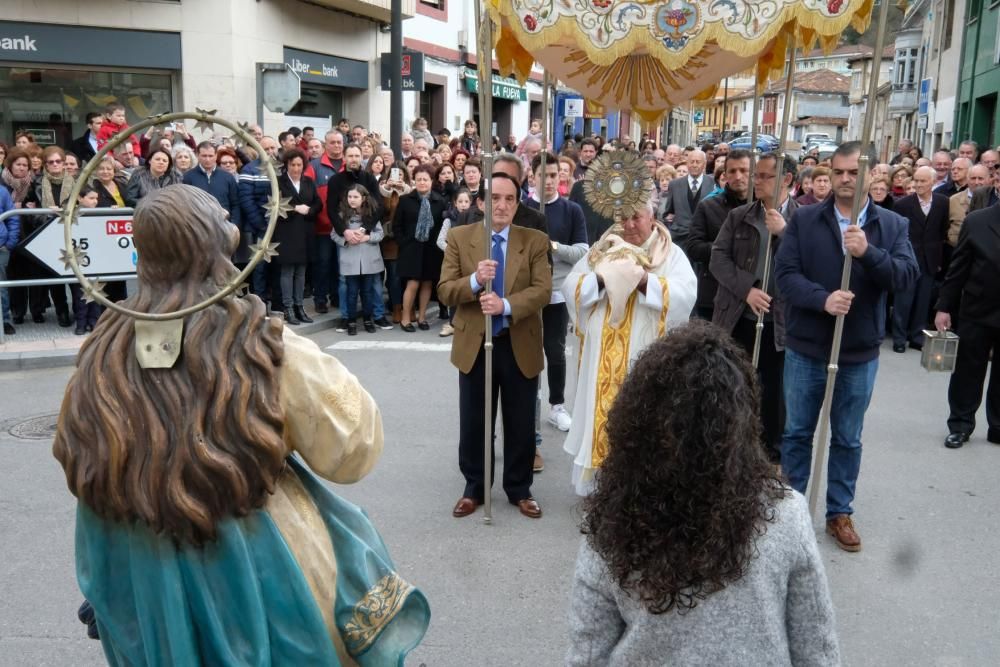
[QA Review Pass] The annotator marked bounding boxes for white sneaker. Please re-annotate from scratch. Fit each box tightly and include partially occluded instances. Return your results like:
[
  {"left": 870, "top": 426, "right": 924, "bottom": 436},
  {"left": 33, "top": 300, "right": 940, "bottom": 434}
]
[
  {"left": 548, "top": 404, "right": 572, "bottom": 431},
  {"left": 439, "top": 323, "right": 454, "bottom": 337}
]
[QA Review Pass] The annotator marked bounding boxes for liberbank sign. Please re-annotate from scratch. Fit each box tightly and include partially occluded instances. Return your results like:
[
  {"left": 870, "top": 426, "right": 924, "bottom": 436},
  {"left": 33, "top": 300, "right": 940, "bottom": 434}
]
[{"left": 0, "top": 21, "right": 181, "bottom": 69}]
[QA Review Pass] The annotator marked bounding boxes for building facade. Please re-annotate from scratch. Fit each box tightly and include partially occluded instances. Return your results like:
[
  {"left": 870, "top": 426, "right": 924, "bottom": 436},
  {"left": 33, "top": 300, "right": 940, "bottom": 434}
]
[
  {"left": 889, "top": 0, "right": 966, "bottom": 155},
  {"left": 0, "top": 0, "right": 408, "bottom": 144},
  {"left": 955, "top": 0, "right": 1000, "bottom": 148}
]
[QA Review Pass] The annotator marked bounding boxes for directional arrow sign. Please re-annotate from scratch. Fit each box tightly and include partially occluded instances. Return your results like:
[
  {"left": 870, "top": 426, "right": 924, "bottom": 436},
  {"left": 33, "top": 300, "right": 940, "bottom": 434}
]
[{"left": 21, "top": 214, "right": 137, "bottom": 277}]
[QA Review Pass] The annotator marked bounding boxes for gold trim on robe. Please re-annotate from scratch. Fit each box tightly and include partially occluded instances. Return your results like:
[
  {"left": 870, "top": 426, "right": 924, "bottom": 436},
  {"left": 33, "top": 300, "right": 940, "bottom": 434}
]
[
  {"left": 343, "top": 572, "right": 415, "bottom": 656},
  {"left": 574, "top": 274, "right": 587, "bottom": 373},
  {"left": 656, "top": 276, "right": 670, "bottom": 338},
  {"left": 590, "top": 292, "right": 638, "bottom": 469}
]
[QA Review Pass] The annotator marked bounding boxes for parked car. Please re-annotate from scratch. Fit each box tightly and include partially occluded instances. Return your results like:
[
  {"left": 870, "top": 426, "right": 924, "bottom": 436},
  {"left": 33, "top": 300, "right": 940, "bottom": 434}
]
[
  {"left": 728, "top": 133, "right": 780, "bottom": 152},
  {"left": 804, "top": 132, "right": 832, "bottom": 144}
]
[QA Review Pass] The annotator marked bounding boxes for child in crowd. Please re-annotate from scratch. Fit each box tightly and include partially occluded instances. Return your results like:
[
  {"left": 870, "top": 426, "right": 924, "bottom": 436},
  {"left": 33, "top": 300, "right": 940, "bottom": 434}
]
[
  {"left": 70, "top": 186, "right": 103, "bottom": 335},
  {"left": 435, "top": 188, "right": 472, "bottom": 337},
  {"left": 333, "top": 185, "right": 384, "bottom": 336},
  {"left": 95, "top": 103, "right": 140, "bottom": 167}
]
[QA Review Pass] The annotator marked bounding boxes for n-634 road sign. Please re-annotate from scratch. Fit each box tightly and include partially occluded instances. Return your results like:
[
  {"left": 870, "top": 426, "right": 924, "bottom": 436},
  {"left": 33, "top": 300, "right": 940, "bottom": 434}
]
[{"left": 21, "top": 214, "right": 137, "bottom": 277}]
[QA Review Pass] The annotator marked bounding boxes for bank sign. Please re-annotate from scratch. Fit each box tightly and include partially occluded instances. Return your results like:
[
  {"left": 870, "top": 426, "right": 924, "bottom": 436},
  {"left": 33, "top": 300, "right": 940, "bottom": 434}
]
[
  {"left": 0, "top": 21, "right": 181, "bottom": 69},
  {"left": 463, "top": 69, "right": 528, "bottom": 102},
  {"left": 283, "top": 47, "right": 368, "bottom": 89}
]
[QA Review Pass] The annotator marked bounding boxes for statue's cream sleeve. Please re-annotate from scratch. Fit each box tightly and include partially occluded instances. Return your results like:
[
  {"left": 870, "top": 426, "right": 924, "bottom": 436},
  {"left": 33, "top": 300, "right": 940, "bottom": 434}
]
[{"left": 279, "top": 327, "right": 384, "bottom": 484}]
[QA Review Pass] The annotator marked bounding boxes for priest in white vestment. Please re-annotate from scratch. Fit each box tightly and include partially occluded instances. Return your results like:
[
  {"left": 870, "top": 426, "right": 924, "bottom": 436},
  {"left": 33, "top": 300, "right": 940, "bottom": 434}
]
[{"left": 561, "top": 202, "right": 697, "bottom": 495}]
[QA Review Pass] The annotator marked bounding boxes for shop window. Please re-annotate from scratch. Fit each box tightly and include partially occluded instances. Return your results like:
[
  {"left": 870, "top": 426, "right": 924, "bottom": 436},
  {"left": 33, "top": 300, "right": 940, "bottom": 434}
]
[{"left": 0, "top": 66, "right": 173, "bottom": 148}]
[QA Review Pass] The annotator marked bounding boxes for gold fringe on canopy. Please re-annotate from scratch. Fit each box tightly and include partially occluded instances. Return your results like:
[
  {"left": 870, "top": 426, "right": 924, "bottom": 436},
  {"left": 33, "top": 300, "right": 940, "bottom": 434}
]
[{"left": 488, "top": 0, "right": 874, "bottom": 120}]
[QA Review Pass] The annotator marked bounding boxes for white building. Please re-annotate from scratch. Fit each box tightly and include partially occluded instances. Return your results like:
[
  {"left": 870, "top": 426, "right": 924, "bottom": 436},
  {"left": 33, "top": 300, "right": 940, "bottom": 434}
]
[
  {"left": 399, "top": 2, "right": 543, "bottom": 145},
  {"left": 0, "top": 0, "right": 412, "bottom": 143},
  {"left": 888, "top": 0, "right": 966, "bottom": 154}
]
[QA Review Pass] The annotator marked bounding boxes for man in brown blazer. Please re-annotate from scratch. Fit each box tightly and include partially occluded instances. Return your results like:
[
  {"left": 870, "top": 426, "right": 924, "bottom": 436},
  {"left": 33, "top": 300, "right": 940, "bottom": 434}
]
[
  {"left": 438, "top": 173, "right": 552, "bottom": 519},
  {"left": 948, "top": 164, "right": 991, "bottom": 246}
]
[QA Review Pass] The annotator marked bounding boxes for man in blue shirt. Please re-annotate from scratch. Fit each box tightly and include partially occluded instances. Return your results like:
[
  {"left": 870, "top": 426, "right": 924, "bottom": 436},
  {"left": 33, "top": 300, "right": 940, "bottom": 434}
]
[{"left": 775, "top": 141, "right": 918, "bottom": 552}]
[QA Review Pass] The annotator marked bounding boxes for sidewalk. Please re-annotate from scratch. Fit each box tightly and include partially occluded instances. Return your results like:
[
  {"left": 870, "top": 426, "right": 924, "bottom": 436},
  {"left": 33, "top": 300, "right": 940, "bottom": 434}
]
[{"left": 0, "top": 306, "right": 340, "bottom": 372}]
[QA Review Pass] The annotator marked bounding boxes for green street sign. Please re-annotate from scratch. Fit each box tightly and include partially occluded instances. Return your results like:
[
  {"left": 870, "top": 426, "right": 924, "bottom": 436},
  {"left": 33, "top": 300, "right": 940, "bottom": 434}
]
[{"left": 463, "top": 68, "right": 528, "bottom": 102}]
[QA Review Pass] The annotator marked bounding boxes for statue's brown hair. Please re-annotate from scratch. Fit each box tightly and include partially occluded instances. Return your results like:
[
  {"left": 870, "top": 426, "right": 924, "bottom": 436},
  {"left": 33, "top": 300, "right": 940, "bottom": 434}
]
[{"left": 53, "top": 185, "right": 287, "bottom": 545}]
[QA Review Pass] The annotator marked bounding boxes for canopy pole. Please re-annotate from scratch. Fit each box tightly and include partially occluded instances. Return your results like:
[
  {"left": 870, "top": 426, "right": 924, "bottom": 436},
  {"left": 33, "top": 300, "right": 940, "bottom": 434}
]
[
  {"left": 474, "top": 0, "right": 495, "bottom": 524},
  {"left": 807, "top": 0, "right": 892, "bottom": 518},
  {"left": 752, "top": 46, "right": 797, "bottom": 369}
]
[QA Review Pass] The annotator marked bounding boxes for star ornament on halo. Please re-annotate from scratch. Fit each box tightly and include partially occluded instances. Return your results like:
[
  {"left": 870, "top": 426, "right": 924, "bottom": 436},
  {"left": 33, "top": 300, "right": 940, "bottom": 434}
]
[
  {"left": 263, "top": 195, "right": 294, "bottom": 220},
  {"left": 59, "top": 247, "right": 88, "bottom": 271},
  {"left": 145, "top": 112, "right": 171, "bottom": 133},
  {"left": 248, "top": 241, "right": 280, "bottom": 263},
  {"left": 57, "top": 207, "right": 79, "bottom": 226},
  {"left": 194, "top": 108, "right": 218, "bottom": 134},
  {"left": 83, "top": 281, "right": 108, "bottom": 305}
]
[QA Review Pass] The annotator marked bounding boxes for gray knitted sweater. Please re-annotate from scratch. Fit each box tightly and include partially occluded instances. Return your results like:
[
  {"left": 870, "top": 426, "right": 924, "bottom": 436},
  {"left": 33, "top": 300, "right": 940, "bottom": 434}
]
[{"left": 566, "top": 492, "right": 840, "bottom": 666}]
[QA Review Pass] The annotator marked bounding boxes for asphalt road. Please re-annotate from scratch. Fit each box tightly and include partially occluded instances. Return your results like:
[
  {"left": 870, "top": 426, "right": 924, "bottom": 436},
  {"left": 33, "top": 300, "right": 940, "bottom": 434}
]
[{"left": 0, "top": 322, "right": 997, "bottom": 666}]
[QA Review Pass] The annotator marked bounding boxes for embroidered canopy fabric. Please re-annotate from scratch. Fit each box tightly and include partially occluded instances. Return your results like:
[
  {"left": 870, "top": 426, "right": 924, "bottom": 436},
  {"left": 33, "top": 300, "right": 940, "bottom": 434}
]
[{"left": 490, "top": 0, "right": 874, "bottom": 121}]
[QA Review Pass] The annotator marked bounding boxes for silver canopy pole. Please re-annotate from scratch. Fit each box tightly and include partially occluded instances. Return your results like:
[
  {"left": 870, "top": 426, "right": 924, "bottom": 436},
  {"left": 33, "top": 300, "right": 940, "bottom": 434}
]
[{"left": 807, "top": 0, "right": 892, "bottom": 517}]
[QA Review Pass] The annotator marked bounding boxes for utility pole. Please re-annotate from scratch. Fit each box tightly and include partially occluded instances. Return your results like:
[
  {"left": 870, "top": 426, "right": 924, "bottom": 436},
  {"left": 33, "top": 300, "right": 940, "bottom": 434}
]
[{"left": 390, "top": 0, "right": 403, "bottom": 156}]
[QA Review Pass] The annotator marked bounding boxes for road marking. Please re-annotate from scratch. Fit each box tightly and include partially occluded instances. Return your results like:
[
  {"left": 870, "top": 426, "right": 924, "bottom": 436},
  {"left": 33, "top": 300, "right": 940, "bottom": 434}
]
[{"left": 327, "top": 341, "right": 452, "bottom": 352}]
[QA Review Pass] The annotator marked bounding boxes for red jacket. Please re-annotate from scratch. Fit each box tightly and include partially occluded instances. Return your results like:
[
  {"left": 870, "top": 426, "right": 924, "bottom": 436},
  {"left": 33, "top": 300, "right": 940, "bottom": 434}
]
[
  {"left": 304, "top": 153, "right": 345, "bottom": 235},
  {"left": 96, "top": 119, "right": 141, "bottom": 158}
]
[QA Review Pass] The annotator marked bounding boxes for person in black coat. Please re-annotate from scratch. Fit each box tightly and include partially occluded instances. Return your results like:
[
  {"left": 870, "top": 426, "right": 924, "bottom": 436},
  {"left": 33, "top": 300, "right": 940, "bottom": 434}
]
[
  {"left": 891, "top": 166, "right": 950, "bottom": 352},
  {"left": 687, "top": 150, "right": 752, "bottom": 320},
  {"left": 69, "top": 112, "right": 103, "bottom": 165},
  {"left": 393, "top": 164, "right": 446, "bottom": 331},
  {"left": 274, "top": 149, "right": 322, "bottom": 325},
  {"left": 935, "top": 202, "right": 1000, "bottom": 449}
]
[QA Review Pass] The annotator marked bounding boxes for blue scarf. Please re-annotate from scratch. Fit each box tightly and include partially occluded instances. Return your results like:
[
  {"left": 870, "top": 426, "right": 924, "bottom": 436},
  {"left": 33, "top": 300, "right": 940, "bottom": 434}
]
[{"left": 414, "top": 194, "right": 433, "bottom": 242}]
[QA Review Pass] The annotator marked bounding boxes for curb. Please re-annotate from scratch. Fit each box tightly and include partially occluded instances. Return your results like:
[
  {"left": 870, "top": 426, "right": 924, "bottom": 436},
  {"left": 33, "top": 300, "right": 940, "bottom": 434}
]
[{"left": 0, "top": 314, "right": 339, "bottom": 373}]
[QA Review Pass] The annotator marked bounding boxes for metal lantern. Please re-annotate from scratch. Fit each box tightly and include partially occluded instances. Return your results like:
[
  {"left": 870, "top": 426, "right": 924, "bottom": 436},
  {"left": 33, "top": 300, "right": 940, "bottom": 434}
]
[{"left": 921, "top": 330, "right": 960, "bottom": 373}]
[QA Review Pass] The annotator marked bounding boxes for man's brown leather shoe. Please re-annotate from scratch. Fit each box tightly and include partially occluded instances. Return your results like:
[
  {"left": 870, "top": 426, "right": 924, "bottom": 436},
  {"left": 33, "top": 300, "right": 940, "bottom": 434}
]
[
  {"left": 515, "top": 498, "right": 542, "bottom": 519},
  {"left": 826, "top": 514, "right": 861, "bottom": 552},
  {"left": 452, "top": 497, "right": 481, "bottom": 518}
]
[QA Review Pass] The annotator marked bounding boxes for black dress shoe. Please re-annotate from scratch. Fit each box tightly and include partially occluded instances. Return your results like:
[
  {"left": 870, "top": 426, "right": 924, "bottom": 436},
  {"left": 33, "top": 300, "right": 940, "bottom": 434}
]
[
  {"left": 74, "top": 325, "right": 87, "bottom": 336},
  {"left": 294, "top": 306, "right": 313, "bottom": 324},
  {"left": 400, "top": 323, "right": 416, "bottom": 332},
  {"left": 908, "top": 341, "right": 924, "bottom": 351},
  {"left": 3, "top": 322, "right": 15, "bottom": 335},
  {"left": 32, "top": 312, "right": 45, "bottom": 324},
  {"left": 12, "top": 314, "right": 24, "bottom": 325},
  {"left": 417, "top": 321, "right": 430, "bottom": 331},
  {"left": 57, "top": 311, "right": 73, "bottom": 327},
  {"left": 347, "top": 322, "right": 358, "bottom": 336},
  {"left": 315, "top": 303, "right": 329, "bottom": 314},
  {"left": 893, "top": 343, "right": 906, "bottom": 353},
  {"left": 363, "top": 318, "right": 376, "bottom": 333},
  {"left": 944, "top": 432, "right": 970, "bottom": 449},
  {"left": 283, "top": 308, "right": 300, "bottom": 325},
  {"left": 988, "top": 431, "right": 1000, "bottom": 445}
]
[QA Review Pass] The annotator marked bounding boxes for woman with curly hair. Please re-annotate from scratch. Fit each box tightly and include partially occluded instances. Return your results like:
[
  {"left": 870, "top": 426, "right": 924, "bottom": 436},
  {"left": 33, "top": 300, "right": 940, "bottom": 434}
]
[{"left": 567, "top": 321, "right": 839, "bottom": 666}]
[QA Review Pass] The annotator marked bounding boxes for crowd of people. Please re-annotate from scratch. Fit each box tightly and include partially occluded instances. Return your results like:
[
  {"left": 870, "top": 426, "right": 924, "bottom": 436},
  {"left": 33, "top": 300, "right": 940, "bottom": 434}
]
[{"left": 6, "top": 101, "right": 999, "bottom": 663}]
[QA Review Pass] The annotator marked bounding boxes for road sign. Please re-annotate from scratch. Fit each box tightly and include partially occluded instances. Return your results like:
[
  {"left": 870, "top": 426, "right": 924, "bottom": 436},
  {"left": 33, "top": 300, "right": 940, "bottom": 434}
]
[
  {"left": 380, "top": 51, "right": 425, "bottom": 91},
  {"left": 260, "top": 62, "right": 301, "bottom": 113},
  {"left": 918, "top": 78, "right": 932, "bottom": 116},
  {"left": 564, "top": 98, "right": 584, "bottom": 118},
  {"left": 21, "top": 214, "right": 137, "bottom": 277}
]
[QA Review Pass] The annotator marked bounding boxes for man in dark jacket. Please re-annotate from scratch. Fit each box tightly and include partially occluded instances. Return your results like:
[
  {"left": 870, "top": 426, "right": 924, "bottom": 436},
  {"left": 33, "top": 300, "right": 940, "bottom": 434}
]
[
  {"left": 775, "top": 142, "right": 919, "bottom": 553},
  {"left": 69, "top": 112, "right": 102, "bottom": 164},
  {"left": 183, "top": 142, "right": 241, "bottom": 231},
  {"left": 659, "top": 149, "right": 714, "bottom": 250},
  {"left": 890, "top": 166, "right": 949, "bottom": 352},
  {"left": 326, "top": 143, "right": 387, "bottom": 329},
  {"left": 687, "top": 149, "right": 751, "bottom": 320},
  {"left": 710, "top": 152, "right": 798, "bottom": 462},
  {"left": 935, "top": 203, "right": 1000, "bottom": 449},
  {"left": 238, "top": 135, "right": 280, "bottom": 300}
]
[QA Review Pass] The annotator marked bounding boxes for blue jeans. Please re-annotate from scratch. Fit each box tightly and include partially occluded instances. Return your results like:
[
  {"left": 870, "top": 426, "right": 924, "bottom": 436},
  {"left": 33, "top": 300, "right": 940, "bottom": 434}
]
[
  {"left": 309, "top": 235, "right": 338, "bottom": 308},
  {"left": 343, "top": 274, "right": 375, "bottom": 320},
  {"left": 369, "top": 271, "right": 386, "bottom": 319},
  {"left": 0, "top": 247, "right": 10, "bottom": 324},
  {"left": 781, "top": 348, "right": 878, "bottom": 519},
  {"left": 385, "top": 260, "right": 402, "bottom": 307}
]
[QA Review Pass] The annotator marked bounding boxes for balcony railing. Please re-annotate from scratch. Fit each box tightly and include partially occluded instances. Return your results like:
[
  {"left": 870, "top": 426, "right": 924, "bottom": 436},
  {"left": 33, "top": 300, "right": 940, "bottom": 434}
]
[{"left": 304, "top": 0, "right": 415, "bottom": 22}]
